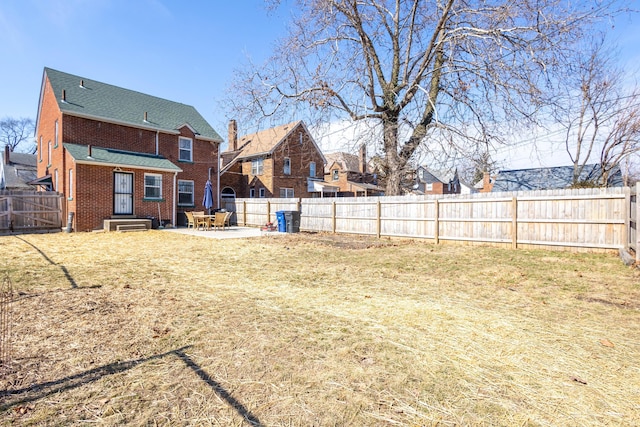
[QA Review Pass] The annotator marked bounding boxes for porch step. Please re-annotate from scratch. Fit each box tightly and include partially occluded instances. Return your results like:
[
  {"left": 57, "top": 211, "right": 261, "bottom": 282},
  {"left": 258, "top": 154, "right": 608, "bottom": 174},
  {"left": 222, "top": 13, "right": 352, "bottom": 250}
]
[{"left": 116, "top": 223, "right": 148, "bottom": 232}]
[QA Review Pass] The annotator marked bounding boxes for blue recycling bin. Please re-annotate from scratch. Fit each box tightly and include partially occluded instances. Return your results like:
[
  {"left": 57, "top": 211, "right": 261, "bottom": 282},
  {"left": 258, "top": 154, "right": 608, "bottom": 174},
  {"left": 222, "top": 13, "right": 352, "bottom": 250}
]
[{"left": 275, "top": 211, "right": 287, "bottom": 232}]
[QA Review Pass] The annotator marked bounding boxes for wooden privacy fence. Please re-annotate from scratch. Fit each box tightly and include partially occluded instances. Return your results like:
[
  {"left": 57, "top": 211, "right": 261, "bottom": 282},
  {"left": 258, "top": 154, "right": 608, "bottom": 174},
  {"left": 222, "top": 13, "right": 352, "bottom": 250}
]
[
  {"left": 228, "top": 186, "right": 639, "bottom": 255},
  {"left": 0, "top": 191, "right": 63, "bottom": 234}
]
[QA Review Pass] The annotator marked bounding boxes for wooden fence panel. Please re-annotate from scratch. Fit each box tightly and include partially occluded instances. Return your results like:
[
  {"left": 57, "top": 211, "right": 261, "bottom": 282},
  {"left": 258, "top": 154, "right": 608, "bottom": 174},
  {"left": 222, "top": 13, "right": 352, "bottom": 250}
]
[
  {"left": 229, "top": 188, "right": 629, "bottom": 252},
  {"left": 0, "top": 191, "right": 63, "bottom": 234}
]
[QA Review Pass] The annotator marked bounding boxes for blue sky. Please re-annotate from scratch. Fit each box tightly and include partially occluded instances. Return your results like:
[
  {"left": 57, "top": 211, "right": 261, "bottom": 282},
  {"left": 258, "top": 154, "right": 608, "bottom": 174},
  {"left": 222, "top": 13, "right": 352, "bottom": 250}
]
[
  {"left": 0, "top": 0, "right": 638, "bottom": 166},
  {"left": 0, "top": 0, "right": 290, "bottom": 142}
]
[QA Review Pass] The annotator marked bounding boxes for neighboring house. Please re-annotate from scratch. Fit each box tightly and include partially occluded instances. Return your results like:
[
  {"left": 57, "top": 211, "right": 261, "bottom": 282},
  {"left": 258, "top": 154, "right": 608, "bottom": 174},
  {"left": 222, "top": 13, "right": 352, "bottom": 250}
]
[
  {"left": 488, "top": 164, "right": 624, "bottom": 192},
  {"left": 0, "top": 146, "right": 37, "bottom": 190},
  {"left": 34, "top": 67, "right": 222, "bottom": 232},
  {"left": 324, "top": 145, "right": 384, "bottom": 197},
  {"left": 411, "top": 166, "right": 462, "bottom": 195},
  {"left": 220, "top": 120, "right": 327, "bottom": 199}
]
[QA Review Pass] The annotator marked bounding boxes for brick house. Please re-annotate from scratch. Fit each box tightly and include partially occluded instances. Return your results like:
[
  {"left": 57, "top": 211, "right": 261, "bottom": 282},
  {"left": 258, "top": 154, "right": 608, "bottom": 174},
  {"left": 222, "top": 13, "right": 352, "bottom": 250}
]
[
  {"left": 324, "top": 145, "right": 384, "bottom": 197},
  {"left": 220, "top": 120, "right": 327, "bottom": 199},
  {"left": 34, "top": 67, "right": 222, "bottom": 231},
  {"left": 411, "top": 166, "right": 462, "bottom": 195}
]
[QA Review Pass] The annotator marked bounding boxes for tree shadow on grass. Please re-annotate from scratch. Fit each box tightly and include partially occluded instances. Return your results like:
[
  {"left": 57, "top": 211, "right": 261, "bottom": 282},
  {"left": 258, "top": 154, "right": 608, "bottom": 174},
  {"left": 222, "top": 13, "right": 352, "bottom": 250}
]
[
  {"left": 0, "top": 345, "right": 263, "bottom": 426},
  {"left": 14, "top": 236, "right": 85, "bottom": 289}
]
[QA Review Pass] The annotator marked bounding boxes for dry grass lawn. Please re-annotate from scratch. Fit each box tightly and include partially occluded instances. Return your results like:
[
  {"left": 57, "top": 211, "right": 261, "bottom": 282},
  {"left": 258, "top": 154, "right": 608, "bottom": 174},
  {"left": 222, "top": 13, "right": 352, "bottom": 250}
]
[{"left": 0, "top": 230, "right": 639, "bottom": 426}]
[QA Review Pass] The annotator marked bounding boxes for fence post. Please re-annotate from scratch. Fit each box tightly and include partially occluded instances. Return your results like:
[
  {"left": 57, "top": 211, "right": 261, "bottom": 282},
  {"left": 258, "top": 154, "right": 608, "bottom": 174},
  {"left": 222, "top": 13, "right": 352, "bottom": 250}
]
[
  {"left": 512, "top": 197, "right": 518, "bottom": 249},
  {"left": 434, "top": 199, "right": 439, "bottom": 244},
  {"left": 332, "top": 201, "right": 336, "bottom": 234},
  {"left": 376, "top": 199, "right": 381, "bottom": 238},
  {"left": 266, "top": 200, "right": 271, "bottom": 226},
  {"left": 243, "top": 200, "right": 247, "bottom": 226},
  {"left": 636, "top": 183, "right": 640, "bottom": 262}
]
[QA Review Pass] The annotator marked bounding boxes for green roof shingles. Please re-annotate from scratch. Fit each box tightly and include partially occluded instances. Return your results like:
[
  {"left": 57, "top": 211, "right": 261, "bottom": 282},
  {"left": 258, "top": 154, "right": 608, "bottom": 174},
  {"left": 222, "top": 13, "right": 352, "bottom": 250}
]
[
  {"left": 45, "top": 67, "right": 222, "bottom": 142},
  {"left": 64, "top": 143, "right": 182, "bottom": 172}
]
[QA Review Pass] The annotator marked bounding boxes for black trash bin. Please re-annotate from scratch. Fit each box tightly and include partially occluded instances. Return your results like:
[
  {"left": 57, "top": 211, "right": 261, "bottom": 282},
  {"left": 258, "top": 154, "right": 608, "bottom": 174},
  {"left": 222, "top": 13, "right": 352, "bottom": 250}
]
[{"left": 284, "top": 211, "right": 300, "bottom": 233}]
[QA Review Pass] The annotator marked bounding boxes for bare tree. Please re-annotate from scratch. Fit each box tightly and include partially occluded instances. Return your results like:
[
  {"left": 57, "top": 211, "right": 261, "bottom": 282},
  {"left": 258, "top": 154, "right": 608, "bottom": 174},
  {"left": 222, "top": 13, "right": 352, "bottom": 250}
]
[
  {"left": 554, "top": 35, "right": 640, "bottom": 187},
  {"left": 0, "top": 117, "right": 35, "bottom": 153},
  {"left": 227, "top": 0, "right": 627, "bottom": 195}
]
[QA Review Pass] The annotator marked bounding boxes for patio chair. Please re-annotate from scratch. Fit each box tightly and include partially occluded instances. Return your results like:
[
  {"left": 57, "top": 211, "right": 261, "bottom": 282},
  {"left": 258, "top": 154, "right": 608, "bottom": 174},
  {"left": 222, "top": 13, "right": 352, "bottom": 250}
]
[
  {"left": 211, "top": 212, "right": 228, "bottom": 230},
  {"left": 185, "top": 211, "right": 195, "bottom": 229},
  {"left": 193, "top": 211, "right": 208, "bottom": 230}
]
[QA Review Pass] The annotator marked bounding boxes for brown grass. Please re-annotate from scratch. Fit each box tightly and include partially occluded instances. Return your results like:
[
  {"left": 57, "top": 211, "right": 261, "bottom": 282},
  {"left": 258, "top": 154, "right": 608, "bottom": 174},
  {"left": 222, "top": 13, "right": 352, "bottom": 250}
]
[{"left": 0, "top": 230, "right": 639, "bottom": 426}]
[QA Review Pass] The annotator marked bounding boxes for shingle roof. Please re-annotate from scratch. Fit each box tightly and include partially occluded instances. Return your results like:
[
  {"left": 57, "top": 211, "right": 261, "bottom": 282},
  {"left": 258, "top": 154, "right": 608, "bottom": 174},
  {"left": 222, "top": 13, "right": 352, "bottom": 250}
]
[
  {"left": 0, "top": 151, "right": 37, "bottom": 189},
  {"left": 491, "top": 164, "right": 623, "bottom": 191},
  {"left": 43, "top": 68, "right": 222, "bottom": 142},
  {"left": 235, "top": 121, "right": 302, "bottom": 159},
  {"left": 64, "top": 143, "right": 182, "bottom": 172},
  {"left": 324, "top": 152, "right": 360, "bottom": 173}
]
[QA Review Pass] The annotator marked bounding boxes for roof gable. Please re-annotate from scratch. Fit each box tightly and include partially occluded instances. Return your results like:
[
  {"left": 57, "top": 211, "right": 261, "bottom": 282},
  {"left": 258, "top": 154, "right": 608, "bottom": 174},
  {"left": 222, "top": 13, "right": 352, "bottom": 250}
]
[
  {"left": 43, "top": 68, "right": 222, "bottom": 142},
  {"left": 324, "top": 152, "right": 360, "bottom": 173}
]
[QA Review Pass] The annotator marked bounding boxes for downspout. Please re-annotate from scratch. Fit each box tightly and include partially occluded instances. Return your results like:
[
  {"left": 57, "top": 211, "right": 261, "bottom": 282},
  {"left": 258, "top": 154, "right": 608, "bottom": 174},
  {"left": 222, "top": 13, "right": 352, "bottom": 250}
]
[
  {"left": 216, "top": 144, "right": 221, "bottom": 209},
  {"left": 172, "top": 171, "right": 178, "bottom": 226}
]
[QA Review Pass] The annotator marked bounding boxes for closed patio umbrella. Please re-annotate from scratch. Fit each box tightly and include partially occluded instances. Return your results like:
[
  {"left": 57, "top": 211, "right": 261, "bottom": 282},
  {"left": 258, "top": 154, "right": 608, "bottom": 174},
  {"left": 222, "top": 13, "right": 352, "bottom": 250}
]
[{"left": 203, "top": 179, "right": 213, "bottom": 213}]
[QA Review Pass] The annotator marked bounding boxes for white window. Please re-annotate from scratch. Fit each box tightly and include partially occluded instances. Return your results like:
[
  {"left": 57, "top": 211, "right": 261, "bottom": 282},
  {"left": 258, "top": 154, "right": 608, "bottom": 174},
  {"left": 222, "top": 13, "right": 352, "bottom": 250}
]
[
  {"left": 259, "top": 188, "right": 266, "bottom": 198},
  {"left": 178, "top": 137, "right": 193, "bottom": 162},
  {"left": 309, "top": 161, "right": 316, "bottom": 178},
  {"left": 426, "top": 183, "right": 433, "bottom": 191},
  {"left": 47, "top": 141, "right": 52, "bottom": 165},
  {"left": 144, "top": 173, "right": 162, "bottom": 199},
  {"left": 284, "top": 157, "right": 291, "bottom": 175},
  {"left": 178, "top": 180, "right": 194, "bottom": 205},
  {"left": 251, "top": 158, "right": 264, "bottom": 175},
  {"left": 54, "top": 120, "right": 59, "bottom": 147},
  {"left": 332, "top": 169, "right": 339, "bottom": 181},
  {"left": 68, "top": 169, "right": 73, "bottom": 199},
  {"left": 249, "top": 187, "right": 255, "bottom": 198},
  {"left": 279, "top": 188, "right": 294, "bottom": 198}
]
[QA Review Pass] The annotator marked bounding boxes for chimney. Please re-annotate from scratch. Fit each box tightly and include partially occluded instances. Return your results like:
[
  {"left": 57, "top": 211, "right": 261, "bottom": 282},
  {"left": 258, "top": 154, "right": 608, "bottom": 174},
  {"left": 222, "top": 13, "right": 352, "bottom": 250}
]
[
  {"left": 359, "top": 143, "right": 367, "bottom": 174},
  {"left": 4, "top": 145, "right": 9, "bottom": 165},
  {"left": 228, "top": 119, "right": 238, "bottom": 151},
  {"left": 481, "top": 171, "right": 494, "bottom": 193}
]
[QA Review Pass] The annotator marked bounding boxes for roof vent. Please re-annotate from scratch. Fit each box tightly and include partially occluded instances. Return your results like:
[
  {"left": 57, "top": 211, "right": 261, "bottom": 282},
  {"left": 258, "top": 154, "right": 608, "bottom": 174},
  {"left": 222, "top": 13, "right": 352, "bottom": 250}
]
[
  {"left": 61, "top": 89, "right": 67, "bottom": 103},
  {"left": 143, "top": 112, "right": 149, "bottom": 123},
  {"left": 87, "top": 145, "right": 93, "bottom": 158},
  {"left": 79, "top": 79, "right": 85, "bottom": 88}
]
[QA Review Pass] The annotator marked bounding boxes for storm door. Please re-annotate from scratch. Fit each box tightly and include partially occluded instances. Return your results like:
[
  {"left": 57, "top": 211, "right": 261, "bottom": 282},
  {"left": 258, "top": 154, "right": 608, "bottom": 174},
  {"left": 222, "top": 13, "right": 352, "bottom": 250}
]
[{"left": 113, "top": 172, "right": 134, "bottom": 215}]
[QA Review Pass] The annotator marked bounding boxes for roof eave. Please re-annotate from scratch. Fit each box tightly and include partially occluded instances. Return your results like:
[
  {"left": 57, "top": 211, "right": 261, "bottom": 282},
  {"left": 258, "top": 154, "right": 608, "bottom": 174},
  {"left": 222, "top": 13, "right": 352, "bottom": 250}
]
[{"left": 73, "top": 159, "right": 183, "bottom": 173}]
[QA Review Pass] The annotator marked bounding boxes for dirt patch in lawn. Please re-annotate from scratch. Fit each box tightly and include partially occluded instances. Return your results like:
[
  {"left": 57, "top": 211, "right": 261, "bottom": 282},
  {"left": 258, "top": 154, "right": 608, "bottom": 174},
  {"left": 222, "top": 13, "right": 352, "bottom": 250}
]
[{"left": 1, "top": 231, "right": 639, "bottom": 426}]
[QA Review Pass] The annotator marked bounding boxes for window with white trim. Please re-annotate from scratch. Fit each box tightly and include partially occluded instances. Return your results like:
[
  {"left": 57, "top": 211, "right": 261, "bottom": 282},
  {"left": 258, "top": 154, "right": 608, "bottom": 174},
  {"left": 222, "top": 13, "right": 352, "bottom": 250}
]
[
  {"left": 309, "top": 161, "right": 316, "bottom": 178},
  {"left": 178, "top": 137, "right": 193, "bottom": 162},
  {"left": 54, "top": 120, "right": 59, "bottom": 147},
  {"left": 251, "top": 158, "right": 264, "bottom": 175},
  {"left": 47, "top": 141, "right": 52, "bottom": 165},
  {"left": 249, "top": 187, "right": 255, "bottom": 198},
  {"left": 279, "top": 188, "right": 294, "bottom": 198},
  {"left": 283, "top": 157, "right": 291, "bottom": 175},
  {"left": 68, "top": 169, "right": 73, "bottom": 199},
  {"left": 178, "top": 180, "right": 194, "bottom": 205},
  {"left": 259, "top": 188, "right": 266, "bottom": 198},
  {"left": 332, "top": 169, "right": 339, "bottom": 181},
  {"left": 144, "top": 173, "right": 163, "bottom": 199},
  {"left": 426, "top": 183, "right": 433, "bottom": 191}
]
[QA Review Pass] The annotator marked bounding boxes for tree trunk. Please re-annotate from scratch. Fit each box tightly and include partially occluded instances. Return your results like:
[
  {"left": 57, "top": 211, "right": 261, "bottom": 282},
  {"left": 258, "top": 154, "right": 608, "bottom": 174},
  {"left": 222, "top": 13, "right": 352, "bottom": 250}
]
[{"left": 383, "top": 112, "right": 405, "bottom": 196}]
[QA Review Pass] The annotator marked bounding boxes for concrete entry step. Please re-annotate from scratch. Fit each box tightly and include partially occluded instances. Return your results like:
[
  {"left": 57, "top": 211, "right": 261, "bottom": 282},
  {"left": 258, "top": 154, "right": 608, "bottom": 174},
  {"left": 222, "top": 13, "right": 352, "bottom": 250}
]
[{"left": 104, "top": 218, "right": 152, "bottom": 232}]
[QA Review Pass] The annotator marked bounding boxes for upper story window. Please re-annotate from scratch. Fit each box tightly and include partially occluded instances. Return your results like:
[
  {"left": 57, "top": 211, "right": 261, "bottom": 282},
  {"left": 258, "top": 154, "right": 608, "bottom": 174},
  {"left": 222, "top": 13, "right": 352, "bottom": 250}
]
[
  {"left": 249, "top": 187, "right": 255, "bottom": 198},
  {"left": 144, "top": 173, "right": 163, "bottom": 199},
  {"left": 283, "top": 157, "right": 291, "bottom": 175},
  {"left": 47, "top": 141, "right": 52, "bottom": 166},
  {"left": 309, "top": 161, "right": 316, "bottom": 178},
  {"left": 251, "top": 158, "right": 264, "bottom": 175},
  {"left": 426, "top": 183, "right": 433, "bottom": 191},
  {"left": 178, "top": 180, "right": 194, "bottom": 205},
  {"left": 178, "top": 137, "right": 193, "bottom": 162},
  {"left": 54, "top": 120, "right": 59, "bottom": 147},
  {"left": 332, "top": 169, "right": 339, "bottom": 181},
  {"left": 259, "top": 188, "right": 266, "bottom": 198}
]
